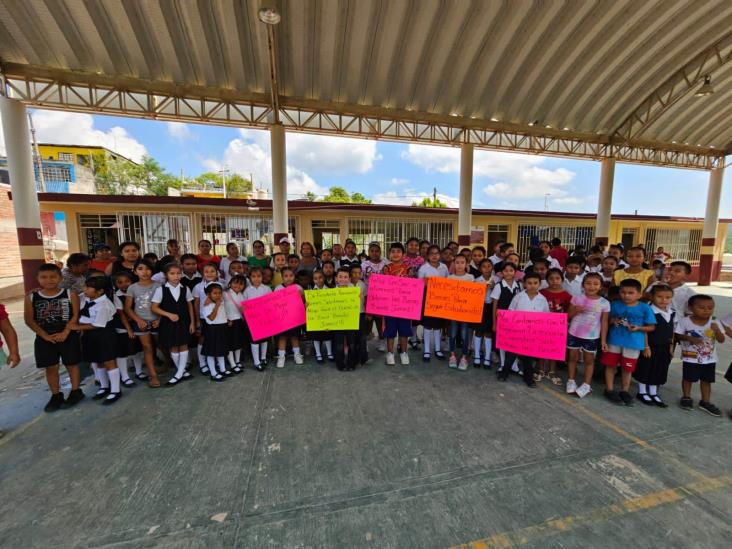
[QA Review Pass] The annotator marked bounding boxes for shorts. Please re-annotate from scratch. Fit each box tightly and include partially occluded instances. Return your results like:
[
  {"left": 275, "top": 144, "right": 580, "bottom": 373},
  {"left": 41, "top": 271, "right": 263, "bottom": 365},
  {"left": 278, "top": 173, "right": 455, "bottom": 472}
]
[
  {"left": 383, "top": 316, "right": 413, "bottom": 339},
  {"left": 34, "top": 332, "right": 82, "bottom": 369},
  {"left": 133, "top": 320, "right": 158, "bottom": 337},
  {"left": 567, "top": 334, "right": 598, "bottom": 354},
  {"left": 600, "top": 344, "right": 641, "bottom": 372},
  {"left": 682, "top": 362, "right": 716, "bottom": 383}
]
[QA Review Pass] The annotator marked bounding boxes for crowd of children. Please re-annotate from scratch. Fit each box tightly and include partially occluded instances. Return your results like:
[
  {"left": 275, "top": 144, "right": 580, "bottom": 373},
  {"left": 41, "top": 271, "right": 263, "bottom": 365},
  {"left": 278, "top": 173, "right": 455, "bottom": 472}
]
[{"left": 1, "top": 235, "right": 730, "bottom": 420}]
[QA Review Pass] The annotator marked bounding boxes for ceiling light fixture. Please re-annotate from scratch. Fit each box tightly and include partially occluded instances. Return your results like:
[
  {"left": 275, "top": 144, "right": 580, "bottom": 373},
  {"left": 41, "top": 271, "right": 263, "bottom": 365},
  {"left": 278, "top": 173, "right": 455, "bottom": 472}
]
[
  {"left": 258, "top": 7, "right": 281, "bottom": 25},
  {"left": 490, "top": 117, "right": 499, "bottom": 122},
  {"left": 694, "top": 74, "right": 714, "bottom": 97}
]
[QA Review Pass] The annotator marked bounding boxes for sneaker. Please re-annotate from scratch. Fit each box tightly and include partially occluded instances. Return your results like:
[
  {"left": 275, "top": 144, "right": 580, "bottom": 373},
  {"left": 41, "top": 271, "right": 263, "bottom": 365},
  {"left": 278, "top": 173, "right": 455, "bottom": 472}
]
[
  {"left": 276, "top": 355, "right": 286, "bottom": 369},
  {"left": 603, "top": 389, "right": 623, "bottom": 404},
  {"left": 618, "top": 391, "right": 634, "bottom": 406},
  {"left": 679, "top": 397, "right": 693, "bottom": 411},
  {"left": 575, "top": 383, "right": 592, "bottom": 398},
  {"left": 61, "top": 388, "right": 85, "bottom": 409},
  {"left": 566, "top": 379, "right": 578, "bottom": 394},
  {"left": 400, "top": 352, "right": 410, "bottom": 365},
  {"left": 698, "top": 401, "right": 722, "bottom": 417},
  {"left": 386, "top": 352, "right": 395, "bottom": 365},
  {"left": 458, "top": 357, "right": 468, "bottom": 371},
  {"left": 294, "top": 353, "right": 304, "bottom": 365},
  {"left": 448, "top": 355, "right": 458, "bottom": 369},
  {"left": 377, "top": 341, "right": 386, "bottom": 352},
  {"left": 44, "top": 392, "right": 65, "bottom": 413}
]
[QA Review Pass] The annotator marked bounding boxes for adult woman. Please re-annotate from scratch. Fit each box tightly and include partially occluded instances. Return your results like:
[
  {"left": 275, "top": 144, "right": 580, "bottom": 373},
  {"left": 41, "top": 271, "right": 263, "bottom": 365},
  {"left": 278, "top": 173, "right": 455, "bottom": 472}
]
[
  {"left": 299, "top": 242, "right": 319, "bottom": 273},
  {"left": 247, "top": 240, "right": 270, "bottom": 269},
  {"left": 195, "top": 239, "right": 221, "bottom": 272},
  {"left": 105, "top": 241, "right": 141, "bottom": 282},
  {"left": 220, "top": 242, "right": 246, "bottom": 277}
]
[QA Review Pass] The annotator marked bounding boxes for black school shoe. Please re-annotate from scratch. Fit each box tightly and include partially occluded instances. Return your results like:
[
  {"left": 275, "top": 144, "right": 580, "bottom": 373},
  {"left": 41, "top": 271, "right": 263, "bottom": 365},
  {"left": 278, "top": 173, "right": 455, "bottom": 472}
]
[
  {"left": 618, "top": 391, "right": 634, "bottom": 406},
  {"left": 698, "top": 401, "right": 722, "bottom": 417},
  {"left": 44, "top": 392, "right": 65, "bottom": 413},
  {"left": 679, "top": 397, "right": 694, "bottom": 411},
  {"left": 603, "top": 390, "right": 623, "bottom": 405},
  {"left": 636, "top": 392, "right": 654, "bottom": 406},
  {"left": 92, "top": 388, "right": 110, "bottom": 401},
  {"left": 60, "top": 389, "right": 85, "bottom": 409},
  {"left": 102, "top": 392, "right": 122, "bottom": 406}
]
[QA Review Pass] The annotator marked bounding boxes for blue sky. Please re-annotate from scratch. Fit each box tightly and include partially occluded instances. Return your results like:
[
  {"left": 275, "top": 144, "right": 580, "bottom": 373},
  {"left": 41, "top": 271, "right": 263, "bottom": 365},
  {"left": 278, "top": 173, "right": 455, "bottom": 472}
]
[{"left": 2, "top": 109, "right": 729, "bottom": 218}]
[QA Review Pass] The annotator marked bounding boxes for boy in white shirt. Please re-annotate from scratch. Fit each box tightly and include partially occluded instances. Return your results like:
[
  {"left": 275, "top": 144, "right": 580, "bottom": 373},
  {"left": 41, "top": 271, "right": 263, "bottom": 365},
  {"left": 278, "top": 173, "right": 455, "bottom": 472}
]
[{"left": 562, "top": 257, "right": 585, "bottom": 297}]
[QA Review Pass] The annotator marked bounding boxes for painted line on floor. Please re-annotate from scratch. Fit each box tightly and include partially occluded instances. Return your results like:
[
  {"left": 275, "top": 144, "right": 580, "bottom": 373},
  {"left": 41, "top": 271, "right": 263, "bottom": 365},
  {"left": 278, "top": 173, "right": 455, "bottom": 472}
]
[{"left": 450, "top": 473, "right": 732, "bottom": 549}]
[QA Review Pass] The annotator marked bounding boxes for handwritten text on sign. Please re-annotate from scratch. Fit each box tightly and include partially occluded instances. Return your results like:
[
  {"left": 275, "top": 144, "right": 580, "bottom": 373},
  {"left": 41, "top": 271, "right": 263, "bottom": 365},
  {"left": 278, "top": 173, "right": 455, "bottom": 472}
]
[
  {"left": 240, "top": 285, "right": 306, "bottom": 341},
  {"left": 495, "top": 310, "right": 568, "bottom": 361},
  {"left": 305, "top": 287, "right": 361, "bottom": 331},
  {"left": 365, "top": 274, "right": 424, "bottom": 320},
  {"left": 424, "top": 277, "right": 487, "bottom": 323}
]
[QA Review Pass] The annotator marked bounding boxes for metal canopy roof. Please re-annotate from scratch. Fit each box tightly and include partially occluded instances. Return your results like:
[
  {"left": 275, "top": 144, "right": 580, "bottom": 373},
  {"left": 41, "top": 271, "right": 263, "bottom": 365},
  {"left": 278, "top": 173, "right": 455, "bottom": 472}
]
[{"left": 0, "top": 0, "right": 730, "bottom": 170}]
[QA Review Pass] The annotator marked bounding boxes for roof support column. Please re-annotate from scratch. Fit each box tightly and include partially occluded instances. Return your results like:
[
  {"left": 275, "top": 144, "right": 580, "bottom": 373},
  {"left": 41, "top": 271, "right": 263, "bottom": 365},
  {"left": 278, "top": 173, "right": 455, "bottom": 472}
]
[
  {"left": 595, "top": 158, "right": 615, "bottom": 248},
  {"left": 0, "top": 97, "right": 45, "bottom": 291},
  {"left": 698, "top": 166, "right": 724, "bottom": 286},
  {"left": 458, "top": 143, "right": 473, "bottom": 246},
  {"left": 270, "top": 123, "right": 288, "bottom": 248}
]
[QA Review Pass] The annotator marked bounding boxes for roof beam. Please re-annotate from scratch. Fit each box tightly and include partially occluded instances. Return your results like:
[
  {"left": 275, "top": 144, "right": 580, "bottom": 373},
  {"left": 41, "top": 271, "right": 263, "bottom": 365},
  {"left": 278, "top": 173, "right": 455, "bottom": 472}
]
[{"left": 0, "top": 62, "right": 723, "bottom": 171}]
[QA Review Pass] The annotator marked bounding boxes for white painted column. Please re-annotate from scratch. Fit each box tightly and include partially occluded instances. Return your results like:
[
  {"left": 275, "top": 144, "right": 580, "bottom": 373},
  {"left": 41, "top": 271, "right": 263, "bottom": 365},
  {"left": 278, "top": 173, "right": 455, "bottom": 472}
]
[
  {"left": 458, "top": 143, "right": 474, "bottom": 246},
  {"left": 0, "top": 97, "right": 45, "bottom": 291},
  {"left": 595, "top": 158, "right": 615, "bottom": 247},
  {"left": 270, "top": 123, "right": 288, "bottom": 247},
  {"left": 698, "top": 165, "right": 725, "bottom": 286}
]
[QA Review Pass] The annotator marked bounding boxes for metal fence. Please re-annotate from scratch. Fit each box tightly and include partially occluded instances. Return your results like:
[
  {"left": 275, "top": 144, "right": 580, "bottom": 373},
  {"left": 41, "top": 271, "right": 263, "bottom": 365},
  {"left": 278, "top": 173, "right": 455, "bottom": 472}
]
[
  {"left": 346, "top": 218, "right": 454, "bottom": 253},
  {"left": 644, "top": 227, "right": 702, "bottom": 265},
  {"left": 516, "top": 224, "right": 595, "bottom": 260},
  {"left": 198, "top": 214, "right": 297, "bottom": 256},
  {"left": 118, "top": 213, "right": 192, "bottom": 258}
]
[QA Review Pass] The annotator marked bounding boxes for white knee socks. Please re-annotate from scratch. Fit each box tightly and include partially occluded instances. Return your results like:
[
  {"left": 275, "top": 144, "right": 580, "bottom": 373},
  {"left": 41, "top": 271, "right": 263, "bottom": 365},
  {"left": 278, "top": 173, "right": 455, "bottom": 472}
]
[
  {"left": 314, "top": 341, "right": 322, "bottom": 358},
  {"left": 638, "top": 382, "right": 647, "bottom": 394},
  {"left": 107, "top": 367, "right": 120, "bottom": 394},
  {"left": 228, "top": 351, "right": 237, "bottom": 369},
  {"left": 206, "top": 356, "right": 217, "bottom": 372},
  {"left": 98, "top": 366, "right": 110, "bottom": 389},
  {"left": 433, "top": 329, "right": 442, "bottom": 353},
  {"left": 217, "top": 357, "right": 226, "bottom": 373},
  {"left": 648, "top": 385, "right": 658, "bottom": 395},
  {"left": 483, "top": 337, "right": 492, "bottom": 359},
  {"left": 171, "top": 351, "right": 188, "bottom": 378},
  {"left": 132, "top": 352, "right": 143, "bottom": 375},
  {"left": 198, "top": 344, "right": 205, "bottom": 368},
  {"left": 423, "top": 329, "right": 432, "bottom": 354},
  {"left": 473, "top": 336, "right": 483, "bottom": 359},
  {"left": 324, "top": 340, "right": 332, "bottom": 356},
  {"left": 116, "top": 358, "right": 131, "bottom": 381}
]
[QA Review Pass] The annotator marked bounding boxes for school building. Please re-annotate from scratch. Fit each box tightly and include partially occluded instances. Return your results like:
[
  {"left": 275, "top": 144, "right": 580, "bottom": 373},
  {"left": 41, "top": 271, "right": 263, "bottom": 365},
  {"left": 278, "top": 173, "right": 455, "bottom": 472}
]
[{"left": 37, "top": 192, "right": 729, "bottom": 283}]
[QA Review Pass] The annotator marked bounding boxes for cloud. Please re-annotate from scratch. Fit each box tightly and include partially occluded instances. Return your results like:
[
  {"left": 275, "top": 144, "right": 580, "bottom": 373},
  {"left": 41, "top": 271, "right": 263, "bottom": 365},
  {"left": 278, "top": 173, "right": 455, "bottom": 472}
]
[
  {"left": 285, "top": 132, "right": 379, "bottom": 176},
  {"left": 372, "top": 188, "right": 459, "bottom": 207},
  {"left": 390, "top": 177, "right": 409, "bottom": 186},
  {"left": 552, "top": 197, "right": 583, "bottom": 205},
  {"left": 166, "top": 122, "right": 194, "bottom": 142},
  {"left": 402, "top": 144, "right": 576, "bottom": 200},
  {"left": 6, "top": 110, "right": 148, "bottom": 162},
  {"left": 207, "top": 129, "right": 327, "bottom": 198}
]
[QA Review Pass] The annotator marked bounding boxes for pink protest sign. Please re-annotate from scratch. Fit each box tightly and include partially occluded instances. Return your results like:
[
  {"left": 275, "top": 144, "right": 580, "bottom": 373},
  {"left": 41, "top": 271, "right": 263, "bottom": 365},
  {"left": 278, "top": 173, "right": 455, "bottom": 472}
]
[
  {"left": 365, "top": 273, "right": 425, "bottom": 320},
  {"left": 495, "top": 310, "right": 568, "bottom": 361},
  {"left": 241, "top": 285, "right": 305, "bottom": 341}
]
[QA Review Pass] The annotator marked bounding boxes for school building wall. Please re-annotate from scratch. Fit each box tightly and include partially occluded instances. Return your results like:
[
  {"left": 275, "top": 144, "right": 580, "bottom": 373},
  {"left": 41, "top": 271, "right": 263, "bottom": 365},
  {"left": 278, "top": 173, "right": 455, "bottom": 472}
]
[{"left": 34, "top": 193, "right": 729, "bottom": 283}]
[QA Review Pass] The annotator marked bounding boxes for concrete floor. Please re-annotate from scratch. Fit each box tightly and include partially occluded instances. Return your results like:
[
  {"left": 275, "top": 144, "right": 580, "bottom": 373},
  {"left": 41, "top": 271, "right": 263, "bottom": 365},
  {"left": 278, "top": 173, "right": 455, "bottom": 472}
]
[{"left": 0, "top": 288, "right": 731, "bottom": 549}]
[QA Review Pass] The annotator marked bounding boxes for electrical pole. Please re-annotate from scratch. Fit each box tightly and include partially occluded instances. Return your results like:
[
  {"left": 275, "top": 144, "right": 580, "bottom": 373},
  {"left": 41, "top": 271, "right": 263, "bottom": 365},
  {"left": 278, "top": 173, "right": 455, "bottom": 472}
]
[
  {"left": 28, "top": 112, "right": 45, "bottom": 192},
  {"left": 433, "top": 187, "right": 437, "bottom": 207}
]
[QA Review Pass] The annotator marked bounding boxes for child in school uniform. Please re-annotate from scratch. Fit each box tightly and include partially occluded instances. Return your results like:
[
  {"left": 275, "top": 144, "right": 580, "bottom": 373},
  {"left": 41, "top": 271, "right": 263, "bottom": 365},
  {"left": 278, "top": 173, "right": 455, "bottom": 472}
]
[
  {"left": 224, "top": 275, "right": 248, "bottom": 373},
  {"left": 151, "top": 262, "right": 196, "bottom": 386},
  {"left": 74, "top": 276, "right": 122, "bottom": 405},
  {"left": 634, "top": 284, "right": 675, "bottom": 407},
  {"left": 472, "top": 258, "right": 495, "bottom": 368},
  {"left": 124, "top": 259, "right": 162, "bottom": 388},
  {"left": 24, "top": 263, "right": 84, "bottom": 412},
  {"left": 562, "top": 257, "right": 585, "bottom": 297},
  {"left": 180, "top": 254, "right": 203, "bottom": 290},
  {"left": 448, "top": 254, "right": 474, "bottom": 371},
  {"left": 192, "top": 263, "right": 222, "bottom": 375},
  {"left": 242, "top": 267, "right": 272, "bottom": 371},
  {"left": 676, "top": 294, "right": 724, "bottom": 417},
  {"left": 491, "top": 261, "right": 522, "bottom": 377},
  {"left": 362, "top": 242, "right": 389, "bottom": 351},
  {"left": 111, "top": 271, "right": 141, "bottom": 386},
  {"left": 600, "top": 278, "right": 656, "bottom": 406},
  {"left": 540, "top": 268, "right": 573, "bottom": 385},
  {"left": 417, "top": 245, "right": 449, "bottom": 362},
  {"left": 382, "top": 242, "right": 412, "bottom": 365},
  {"left": 350, "top": 264, "right": 370, "bottom": 366},
  {"left": 503, "top": 272, "right": 550, "bottom": 387},
  {"left": 274, "top": 267, "right": 305, "bottom": 368},
  {"left": 308, "top": 269, "right": 334, "bottom": 363},
  {"left": 566, "top": 273, "right": 610, "bottom": 398},
  {"left": 332, "top": 268, "right": 361, "bottom": 371},
  {"left": 201, "top": 283, "right": 230, "bottom": 381},
  {"left": 528, "top": 258, "right": 549, "bottom": 289}
]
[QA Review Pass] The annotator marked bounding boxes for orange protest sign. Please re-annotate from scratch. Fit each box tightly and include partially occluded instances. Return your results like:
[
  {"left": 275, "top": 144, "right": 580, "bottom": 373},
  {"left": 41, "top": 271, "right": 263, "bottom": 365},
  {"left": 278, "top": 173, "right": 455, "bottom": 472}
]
[{"left": 424, "top": 277, "right": 487, "bottom": 323}]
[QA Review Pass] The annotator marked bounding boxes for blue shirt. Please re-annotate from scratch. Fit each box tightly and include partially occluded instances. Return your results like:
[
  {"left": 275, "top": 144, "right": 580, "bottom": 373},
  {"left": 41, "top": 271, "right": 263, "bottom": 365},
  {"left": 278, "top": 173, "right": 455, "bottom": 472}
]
[{"left": 607, "top": 301, "right": 656, "bottom": 350}]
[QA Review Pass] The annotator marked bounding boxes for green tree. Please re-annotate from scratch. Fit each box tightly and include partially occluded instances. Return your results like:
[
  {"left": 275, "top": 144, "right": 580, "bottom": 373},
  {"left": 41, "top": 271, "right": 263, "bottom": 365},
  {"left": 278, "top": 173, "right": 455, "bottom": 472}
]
[
  {"left": 412, "top": 196, "right": 447, "bottom": 208},
  {"left": 322, "top": 186, "right": 372, "bottom": 204},
  {"left": 303, "top": 191, "right": 318, "bottom": 201},
  {"left": 194, "top": 171, "right": 252, "bottom": 194},
  {"left": 95, "top": 155, "right": 183, "bottom": 196}
]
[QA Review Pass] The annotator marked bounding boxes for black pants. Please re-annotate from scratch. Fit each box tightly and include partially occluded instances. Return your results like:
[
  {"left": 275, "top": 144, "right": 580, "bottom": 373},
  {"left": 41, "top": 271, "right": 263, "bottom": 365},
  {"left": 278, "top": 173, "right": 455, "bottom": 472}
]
[
  {"left": 332, "top": 330, "right": 357, "bottom": 370},
  {"left": 501, "top": 352, "right": 535, "bottom": 384},
  {"left": 353, "top": 313, "right": 369, "bottom": 365}
]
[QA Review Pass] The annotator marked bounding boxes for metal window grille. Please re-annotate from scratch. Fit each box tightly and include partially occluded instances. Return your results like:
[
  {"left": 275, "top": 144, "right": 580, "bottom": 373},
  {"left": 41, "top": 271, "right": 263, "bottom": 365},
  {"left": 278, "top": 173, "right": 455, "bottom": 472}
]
[
  {"left": 347, "top": 218, "right": 454, "bottom": 253},
  {"left": 58, "top": 152, "right": 73, "bottom": 162},
  {"left": 516, "top": 224, "right": 595, "bottom": 260},
  {"left": 116, "top": 212, "right": 192, "bottom": 257},
  {"left": 79, "top": 214, "right": 117, "bottom": 228},
  {"left": 644, "top": 228, "right": 702, "bottom": 265},
  {"left": 198, "top": 213, "right": 297, "bottom": 256}
]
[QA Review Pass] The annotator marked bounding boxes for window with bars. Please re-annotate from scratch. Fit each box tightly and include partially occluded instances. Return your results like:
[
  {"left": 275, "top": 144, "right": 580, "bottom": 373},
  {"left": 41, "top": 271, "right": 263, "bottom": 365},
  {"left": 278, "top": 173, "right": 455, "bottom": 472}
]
[
  {"left": 117, "top": 213, "right": 192, "bottom": 258},
  {"left": 198, "top": 214, "right": 297, "bottom": 256},
  {"left": 644, "top": 228, "right": 702, "bottom": 265},
  {"left": 516, "top": 224, "right": 595, "bottom": 260},
  {"left": 347, "top": 218, "right": 454, "bottom": 253},
  {"left": 58, "top": 152, "right": 74, "bottom": 162}
]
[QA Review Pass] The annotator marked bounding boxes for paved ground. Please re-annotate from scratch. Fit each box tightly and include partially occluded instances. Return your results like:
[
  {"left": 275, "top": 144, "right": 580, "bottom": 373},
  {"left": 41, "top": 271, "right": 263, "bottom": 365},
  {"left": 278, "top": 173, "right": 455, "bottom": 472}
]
[{"left": 1, "top": 286, "right": 731, "bottom": 548}]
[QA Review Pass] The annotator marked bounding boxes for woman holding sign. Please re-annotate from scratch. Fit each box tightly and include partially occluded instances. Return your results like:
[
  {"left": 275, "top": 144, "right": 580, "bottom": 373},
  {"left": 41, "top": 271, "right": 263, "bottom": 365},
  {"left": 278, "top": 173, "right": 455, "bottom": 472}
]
[{"left": 417, "top": 245, "right": 449, "bottom": 362}]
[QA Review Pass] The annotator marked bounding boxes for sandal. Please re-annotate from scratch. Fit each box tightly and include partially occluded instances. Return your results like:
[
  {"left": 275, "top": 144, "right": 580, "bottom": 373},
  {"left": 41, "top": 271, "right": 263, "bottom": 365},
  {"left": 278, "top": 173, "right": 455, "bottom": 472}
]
[
  {"left": 122, "top": 378, "right": 136, "bottom": 388},
  {"left": 135, "top": 372, "right": 149, "bottom": 381},
  {"left": 547, "top": 372, "right": 562, "bottom": 385},
  {"left": 148, "top": 378, "right": 161, "bottom": 388},
  {"left": 210, "top": 373, "right": 224, "bottom": 382},
  {"left": 232, "top": 366, "right": 243, "bottom": 374},
  {"left": 166, "top": 375, "right": 183, "bottom": 386}
]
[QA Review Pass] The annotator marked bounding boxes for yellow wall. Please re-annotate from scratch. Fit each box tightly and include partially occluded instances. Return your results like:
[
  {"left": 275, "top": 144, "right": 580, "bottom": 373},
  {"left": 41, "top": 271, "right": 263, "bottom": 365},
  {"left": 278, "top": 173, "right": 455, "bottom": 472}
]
[{"left": 38, "top": 145, "right": 103, "bottom": 162}]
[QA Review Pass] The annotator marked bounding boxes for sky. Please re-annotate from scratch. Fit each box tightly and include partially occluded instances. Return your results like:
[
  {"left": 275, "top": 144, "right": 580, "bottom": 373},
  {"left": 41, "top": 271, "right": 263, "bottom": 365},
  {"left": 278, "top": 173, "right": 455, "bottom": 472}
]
[{"left": 0, "top": 108, "right": 730, "bottom": 218}]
